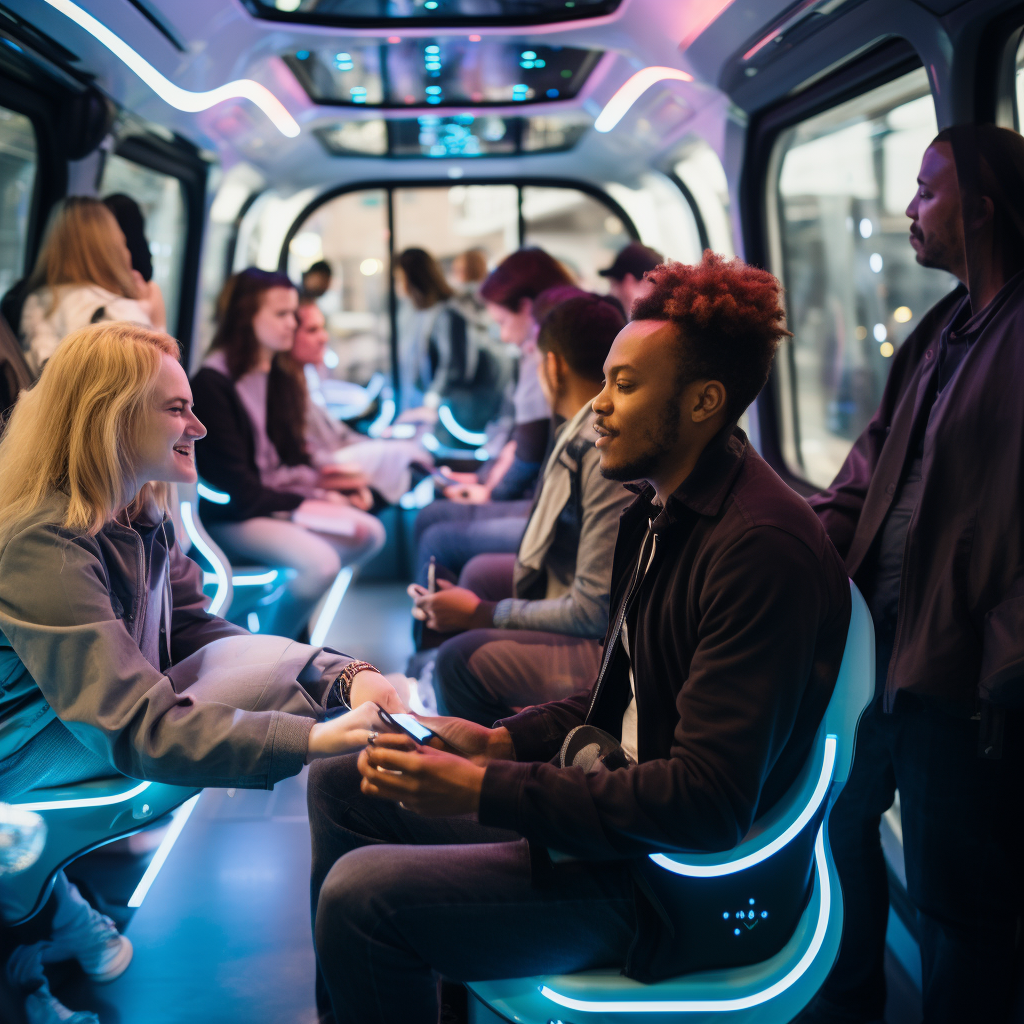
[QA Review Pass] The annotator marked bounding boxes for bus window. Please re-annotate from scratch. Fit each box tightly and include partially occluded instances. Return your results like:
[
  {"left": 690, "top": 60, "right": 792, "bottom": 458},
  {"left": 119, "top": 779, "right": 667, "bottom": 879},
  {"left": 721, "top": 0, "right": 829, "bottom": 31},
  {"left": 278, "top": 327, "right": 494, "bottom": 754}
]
[
  {"left": 521, "top": 186, "right": 631, "bottom": 290},
  {"left": 100, "top": 153, "right": 187, "bottom": 337},
  {"left": 1014, "top": 33, "right": 1024, "bottom": 128},
  {"left": 604, "top": 172, "right": 704, "bottom": 265},
  {"left": 770, "top": 68, "right": 957, "bottom": 486},
  {"left": 675, "top": 140, "right": 734, "bottom": 256},
  {"left": 0, "top": 106, "right": 36, "bottom": 304},
  {"left": 394, "top": 185, "right": 519, "bottom": 273}
]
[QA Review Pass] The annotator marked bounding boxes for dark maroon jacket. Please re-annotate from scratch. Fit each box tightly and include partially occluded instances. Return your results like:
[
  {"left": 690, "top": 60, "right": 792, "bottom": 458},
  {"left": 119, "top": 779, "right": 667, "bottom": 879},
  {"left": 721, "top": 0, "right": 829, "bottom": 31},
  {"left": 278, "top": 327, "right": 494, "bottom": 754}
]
[
  {"left": 809, "top": 276, "right": 1024, "bottom": 711},
  {"left": 478, "top": 427, "right": 851, "bottom": 858}
]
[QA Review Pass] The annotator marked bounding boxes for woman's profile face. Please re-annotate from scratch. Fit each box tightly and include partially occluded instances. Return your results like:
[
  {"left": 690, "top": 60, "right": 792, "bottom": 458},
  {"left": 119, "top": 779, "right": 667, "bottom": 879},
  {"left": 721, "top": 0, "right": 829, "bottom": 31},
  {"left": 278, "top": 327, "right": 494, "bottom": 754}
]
[
  {"left": 252, "top": 286, "right": 299, "bottom": 354},
  {"left": 485, "top": 298, "right": 533, "bottom": 347},
  {"left": 134, "top": 355, "right": 207, "bottom": 488},
  {"left": 292, "top": 304, "right": 329, "bottom": 366}
]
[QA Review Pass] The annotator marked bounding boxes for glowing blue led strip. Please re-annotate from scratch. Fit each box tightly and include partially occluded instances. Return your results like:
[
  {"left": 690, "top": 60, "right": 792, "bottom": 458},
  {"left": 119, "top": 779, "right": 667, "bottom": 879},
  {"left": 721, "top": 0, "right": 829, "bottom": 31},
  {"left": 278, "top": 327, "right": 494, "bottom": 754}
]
[
  {"left": 180, "top": 500, "right": 229, "bottom": 616},
  {"left": 309, "top": 567, "right": 354, "bottom": 647},
  {"left": 649, "top": 734, "right": 836, "bottom": 878},
  {"left": 367, "top": 398, "right": 396, "bottom": 438},
  {"left": 127, "top": 793, "right": 201, "bottom": 908},
  {"left": 41, "top": 0, "right": 300, "bottom": 137},
  {"left": 197, "top": 482, "right": 231, "bottom": 505},
  {"left": 594, "top": 66, "right": 694, "bottom": 133},
  {"left": 540, "top": 827, "right": 831, "bottom": 1014},
  {"left": 16, "top": 781, "right": 151, "bottom": 812},
  {"left": 438, "top": 405, "right": 488, "bottom": 446}
]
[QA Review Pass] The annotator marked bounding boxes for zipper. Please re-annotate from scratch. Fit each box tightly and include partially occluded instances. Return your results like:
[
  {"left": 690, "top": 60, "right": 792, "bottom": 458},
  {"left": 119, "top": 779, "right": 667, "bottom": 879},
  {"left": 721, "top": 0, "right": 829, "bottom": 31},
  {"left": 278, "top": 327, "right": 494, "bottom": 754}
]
[{"left": 586, "top": 519, "right": 657, "bottom": 722}]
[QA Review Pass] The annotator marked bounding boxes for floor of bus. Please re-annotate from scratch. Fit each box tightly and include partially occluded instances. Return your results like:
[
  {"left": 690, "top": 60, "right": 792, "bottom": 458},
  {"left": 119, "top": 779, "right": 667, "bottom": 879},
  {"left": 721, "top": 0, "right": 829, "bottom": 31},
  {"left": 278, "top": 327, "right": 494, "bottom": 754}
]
[{"left": 34, "top": 580, "right": 922, "bottom": 1024}]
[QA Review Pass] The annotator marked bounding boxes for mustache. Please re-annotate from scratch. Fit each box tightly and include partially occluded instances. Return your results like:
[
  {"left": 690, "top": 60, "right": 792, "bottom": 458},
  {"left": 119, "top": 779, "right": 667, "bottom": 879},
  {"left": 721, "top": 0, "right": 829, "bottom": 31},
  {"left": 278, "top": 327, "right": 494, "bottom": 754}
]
[{"left": 594, "top": 418, "right": 617, "bottom": 437}]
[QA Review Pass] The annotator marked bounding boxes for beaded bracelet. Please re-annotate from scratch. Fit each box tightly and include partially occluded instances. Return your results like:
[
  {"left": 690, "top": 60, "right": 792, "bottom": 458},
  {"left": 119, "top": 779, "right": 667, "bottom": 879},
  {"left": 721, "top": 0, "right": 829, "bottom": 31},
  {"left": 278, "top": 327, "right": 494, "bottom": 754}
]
[{"left": 335, "top": 660, "right": 380, "bottom": 707}]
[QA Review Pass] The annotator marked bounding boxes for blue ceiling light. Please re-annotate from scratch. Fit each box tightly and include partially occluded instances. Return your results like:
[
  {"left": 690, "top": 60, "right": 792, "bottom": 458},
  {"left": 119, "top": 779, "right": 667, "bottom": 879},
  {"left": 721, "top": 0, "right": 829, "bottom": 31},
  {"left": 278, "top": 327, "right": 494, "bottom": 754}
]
[
  {"left": 296, "top": 49, "right": 309, "bottom": 59},
  {"left": 424, "top": 1, "right": 438, "bottom": 7},
  {"left": 546, "top": 88, "right": 559, "bottom": 98},
  {"left": 424, "top": 44, "right": 440, "bottom": 54},
  {"left": 521, "top": 50, "right": 537, "bottom": 59},
  {"left": 425, "top": 85, "right": 442, "bottom": 94}
]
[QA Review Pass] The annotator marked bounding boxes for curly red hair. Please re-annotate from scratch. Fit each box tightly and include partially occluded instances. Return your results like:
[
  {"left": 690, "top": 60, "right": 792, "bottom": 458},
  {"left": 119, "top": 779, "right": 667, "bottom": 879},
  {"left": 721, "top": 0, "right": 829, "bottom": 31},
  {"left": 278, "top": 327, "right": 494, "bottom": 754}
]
[{"left": 631, "top": 251, "right": 791, "bottom": 421}]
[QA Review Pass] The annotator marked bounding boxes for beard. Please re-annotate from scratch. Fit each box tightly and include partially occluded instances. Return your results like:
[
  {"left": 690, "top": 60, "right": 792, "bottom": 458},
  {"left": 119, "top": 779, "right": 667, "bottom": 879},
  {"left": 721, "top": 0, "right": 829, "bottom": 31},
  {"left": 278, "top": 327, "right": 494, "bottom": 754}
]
[{"left": 600, "top": 398, "right": 681, "bottom": 483}]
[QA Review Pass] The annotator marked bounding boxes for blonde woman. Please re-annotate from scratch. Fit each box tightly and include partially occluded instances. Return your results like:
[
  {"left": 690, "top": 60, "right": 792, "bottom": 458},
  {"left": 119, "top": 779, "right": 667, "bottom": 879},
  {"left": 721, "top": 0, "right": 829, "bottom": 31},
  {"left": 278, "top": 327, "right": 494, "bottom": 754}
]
[{"left": 19, "top": 197, "right": 151, "bottom": 373}]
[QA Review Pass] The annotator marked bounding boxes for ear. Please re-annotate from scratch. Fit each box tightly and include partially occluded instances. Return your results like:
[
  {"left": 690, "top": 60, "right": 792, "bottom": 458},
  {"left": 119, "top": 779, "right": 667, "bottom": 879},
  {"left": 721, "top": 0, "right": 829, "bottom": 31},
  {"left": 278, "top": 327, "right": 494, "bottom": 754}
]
[
  {"left": 690, "top": 380, "right": 727, "bottom": 423},
  {"left": 543, "top": 350, "right": 562, "bottom": 389}
]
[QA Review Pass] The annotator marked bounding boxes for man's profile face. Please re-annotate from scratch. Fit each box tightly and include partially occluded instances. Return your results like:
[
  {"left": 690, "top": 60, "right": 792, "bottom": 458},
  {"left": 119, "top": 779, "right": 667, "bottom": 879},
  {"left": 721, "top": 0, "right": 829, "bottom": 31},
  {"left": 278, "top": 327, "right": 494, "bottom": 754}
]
[
  {"left": 906, "top": 142, "right": 966, "bottom": 279},
  {"left": 593, "top": 319, "right": 686, "bottom": 483}
]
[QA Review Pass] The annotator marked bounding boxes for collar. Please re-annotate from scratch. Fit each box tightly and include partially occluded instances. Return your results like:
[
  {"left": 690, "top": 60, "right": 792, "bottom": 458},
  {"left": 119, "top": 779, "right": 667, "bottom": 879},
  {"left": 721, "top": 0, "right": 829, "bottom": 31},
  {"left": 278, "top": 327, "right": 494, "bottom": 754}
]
[{"left": 624, "top": 426, "right": 749, "bottom": 527}]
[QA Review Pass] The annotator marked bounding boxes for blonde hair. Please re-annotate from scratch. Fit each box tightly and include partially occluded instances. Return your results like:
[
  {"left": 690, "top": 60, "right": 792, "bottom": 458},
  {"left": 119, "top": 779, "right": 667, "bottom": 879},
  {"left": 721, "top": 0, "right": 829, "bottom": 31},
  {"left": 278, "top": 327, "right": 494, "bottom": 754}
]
[
  {"left": 0, "top": 322, "right": 179, "bottom": 544},
  {"left": 26, "top": 197, "right": 138, "bottom": 311}
]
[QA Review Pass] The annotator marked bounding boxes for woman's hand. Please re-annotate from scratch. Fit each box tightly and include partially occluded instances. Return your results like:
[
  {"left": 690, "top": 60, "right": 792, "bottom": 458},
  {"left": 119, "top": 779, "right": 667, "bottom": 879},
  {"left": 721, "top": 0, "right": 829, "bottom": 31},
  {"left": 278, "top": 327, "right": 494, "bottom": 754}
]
[
  {"left": 417, "top": 717, "right": 514, "bottom": 765},
  {"left": 305, "top": 701, "right": 383, "bottom": 762},
  {"left": 319, "top": 462, "right": 370, "bottom": 492},
  {"left": 349, "top": 670, "right": 409, "bottom": 715},
  {"left": 357, "top": 733, "right": 486, "bottom": 816}
]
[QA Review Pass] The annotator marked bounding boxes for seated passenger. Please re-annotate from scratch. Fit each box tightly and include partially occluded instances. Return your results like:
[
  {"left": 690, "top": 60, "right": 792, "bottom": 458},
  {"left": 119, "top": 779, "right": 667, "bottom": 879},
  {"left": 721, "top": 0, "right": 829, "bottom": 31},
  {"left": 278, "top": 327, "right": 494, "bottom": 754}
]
[
  {"left": 190, "top": 269, "right": 385, "bottom": 639},
  {"left": 0, "top": 322, "right": 402, "bottom": 1013},
  {"left": 413, "top": 295, "right": 632, "bottom": 724},
  {"left": 598, "top": 241, "right": 664, "bottom": 317},
  {"left": 289, "top": 297, "right": 431, "bottom": 506},
  {"left": 307, "top": 253, "right": 853, "bottom": 1024},
  {"left": 103, "top": 193, "right": 167, "bottom": 333},
  {"left": 19, "top": 197, "right": 151, "bottom": 372}
]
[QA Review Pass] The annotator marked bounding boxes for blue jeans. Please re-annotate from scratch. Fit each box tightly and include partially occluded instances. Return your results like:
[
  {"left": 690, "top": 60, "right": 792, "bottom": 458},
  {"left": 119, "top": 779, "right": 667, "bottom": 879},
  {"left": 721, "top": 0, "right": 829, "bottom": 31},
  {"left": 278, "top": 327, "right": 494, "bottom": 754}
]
[
  {"left": 307, "top": 754, "right": 636, "bottom": 1024},
  {"left": 413, "top": 500, "right": 530, "bottom": 585}
]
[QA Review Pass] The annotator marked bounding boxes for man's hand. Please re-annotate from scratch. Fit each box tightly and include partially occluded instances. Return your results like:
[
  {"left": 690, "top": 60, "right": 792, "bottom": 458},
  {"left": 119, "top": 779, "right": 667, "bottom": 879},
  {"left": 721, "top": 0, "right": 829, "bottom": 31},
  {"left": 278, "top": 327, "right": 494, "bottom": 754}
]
[
  {"left": 444, "top": 482, "right": 492, "bottom": 505},
  {"left": 306, "top": 701, "right": 383, "bottom": 762},
  {"left": 357, "top": 733, "right": 486, "bottom": 816},
  {"left": 417, "top": 717, "right": 514, "bottom": 765},
  {"left": 411, "top": 579, "right": 494, "bottom": 632}
]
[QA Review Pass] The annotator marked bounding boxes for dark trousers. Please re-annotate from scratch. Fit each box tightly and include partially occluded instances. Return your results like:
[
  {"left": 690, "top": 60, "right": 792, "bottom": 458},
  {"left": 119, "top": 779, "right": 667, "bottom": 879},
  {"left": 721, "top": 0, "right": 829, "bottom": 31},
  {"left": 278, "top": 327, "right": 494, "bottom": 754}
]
[
  {"left": 307, "top": 754, "right": 636, "bottom": 1024},
  {"left": 413, "top": 500, "right": 530, "bottom": 585},
  {"left": 810, "top": 689, "right": 1023, "bottom": 1023}
]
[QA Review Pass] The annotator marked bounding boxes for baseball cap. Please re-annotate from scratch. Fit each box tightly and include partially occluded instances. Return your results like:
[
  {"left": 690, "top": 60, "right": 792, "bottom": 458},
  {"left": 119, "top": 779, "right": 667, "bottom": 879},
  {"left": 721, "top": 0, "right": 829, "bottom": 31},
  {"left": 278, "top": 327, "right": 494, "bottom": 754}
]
[{"left": 598, "top": 242, "right": 664, "bottom": 281}]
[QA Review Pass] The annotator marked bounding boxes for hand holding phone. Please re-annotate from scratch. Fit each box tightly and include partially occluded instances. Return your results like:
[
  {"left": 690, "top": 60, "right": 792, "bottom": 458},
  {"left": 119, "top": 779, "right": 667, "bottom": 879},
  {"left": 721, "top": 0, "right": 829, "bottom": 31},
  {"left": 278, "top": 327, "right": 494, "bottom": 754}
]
[{"left": 376, "top": 707, "right": 472, "bottom": 756}]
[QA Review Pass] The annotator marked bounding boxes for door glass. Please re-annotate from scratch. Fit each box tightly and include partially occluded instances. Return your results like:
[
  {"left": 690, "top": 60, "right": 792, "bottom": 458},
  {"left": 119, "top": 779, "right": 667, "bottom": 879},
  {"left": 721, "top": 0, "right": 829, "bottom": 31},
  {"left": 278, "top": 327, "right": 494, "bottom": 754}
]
[
  {"left": 0, "top": 107, "right": 36, "bottom": 303},
  {"left": 100, "top": 153, "right": 187, "bottom": 337},
  {"left": 771, "top": 68, "right": 958, "bottom": 486},
  {"left": 287, "top": 188, "right": 391, "bottom": 392},
  {"left": 521, "top": 185, "right": 630, "bottom": 291}
]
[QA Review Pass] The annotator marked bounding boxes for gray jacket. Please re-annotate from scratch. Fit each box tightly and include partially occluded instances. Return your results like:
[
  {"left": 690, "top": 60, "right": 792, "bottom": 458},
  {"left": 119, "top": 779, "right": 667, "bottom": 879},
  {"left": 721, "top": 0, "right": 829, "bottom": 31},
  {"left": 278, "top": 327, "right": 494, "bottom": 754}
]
[
  {"left": 493, "top": 406, "right": 632, "bottom": 638},
  {"left": 0, "top": 497, "right": 342, "bottom": 789}
]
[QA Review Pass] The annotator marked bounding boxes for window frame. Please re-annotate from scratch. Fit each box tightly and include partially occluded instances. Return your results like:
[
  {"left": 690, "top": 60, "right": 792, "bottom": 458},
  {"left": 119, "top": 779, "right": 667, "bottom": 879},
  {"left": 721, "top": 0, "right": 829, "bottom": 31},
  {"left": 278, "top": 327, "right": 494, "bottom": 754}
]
[
  {"left": 278, "top": 176, "right": 642, "bottom": 397},
  {"left": 739, "top": 37, "right": 927, "bottom": 494},
  {"left": 106, "top": 134, "right": 210, "bottom": 365}
]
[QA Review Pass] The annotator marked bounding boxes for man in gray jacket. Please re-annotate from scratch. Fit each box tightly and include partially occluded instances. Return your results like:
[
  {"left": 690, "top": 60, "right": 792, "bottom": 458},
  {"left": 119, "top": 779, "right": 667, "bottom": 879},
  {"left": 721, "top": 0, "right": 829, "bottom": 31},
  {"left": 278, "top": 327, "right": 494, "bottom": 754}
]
[{"left": 412, "top": 295, "right": 631, "bottom": 725}]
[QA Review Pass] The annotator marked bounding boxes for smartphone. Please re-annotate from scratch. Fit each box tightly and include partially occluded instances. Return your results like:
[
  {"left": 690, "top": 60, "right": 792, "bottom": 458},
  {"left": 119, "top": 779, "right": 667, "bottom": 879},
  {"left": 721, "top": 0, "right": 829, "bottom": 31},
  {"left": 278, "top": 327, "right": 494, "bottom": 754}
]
[{"left": 377, "top": 708, "right": 470, "bottom": 756}]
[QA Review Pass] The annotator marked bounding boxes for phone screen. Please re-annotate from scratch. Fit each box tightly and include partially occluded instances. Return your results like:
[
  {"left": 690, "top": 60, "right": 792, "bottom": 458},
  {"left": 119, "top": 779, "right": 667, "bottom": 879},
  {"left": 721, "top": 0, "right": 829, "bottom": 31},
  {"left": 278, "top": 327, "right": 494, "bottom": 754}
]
[{"left": 389, "top": 713, "right": 434, "bottom": 744}]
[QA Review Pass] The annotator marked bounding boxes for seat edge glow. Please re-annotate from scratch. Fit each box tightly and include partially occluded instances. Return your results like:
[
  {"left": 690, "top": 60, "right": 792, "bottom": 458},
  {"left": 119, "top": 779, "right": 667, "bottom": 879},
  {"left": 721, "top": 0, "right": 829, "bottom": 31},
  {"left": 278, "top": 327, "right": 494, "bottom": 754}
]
[
  {"left": 15, "top": 780, "right": 152, "bottom": 812},
  {"left": 127, "top": 792, "right": 201, "bottom": 907},
  {"left": 648, "top": 734, "right": 836, "bottom": 877},
  {"left": 438, "top": 404, "right": 489, "bottom": 445},
  {"left": 594, "top": 67, "right": 694, "bottom": 133},
  {"left": 540, "top": 826, "right": 832, "bottom": 1014},
  {"left": 181, "top": 500, "right": 230, "bottom": 616},
  {"left": 42, "top": 0, "right": 301, "bottom": 138}
]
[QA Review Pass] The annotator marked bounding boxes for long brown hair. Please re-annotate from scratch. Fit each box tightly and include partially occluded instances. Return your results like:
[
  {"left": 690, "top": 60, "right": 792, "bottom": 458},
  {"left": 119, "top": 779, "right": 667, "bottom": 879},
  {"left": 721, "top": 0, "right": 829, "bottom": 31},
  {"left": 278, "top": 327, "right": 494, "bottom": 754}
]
[
  {"left": 27, "top": 197, "right": 138, "bottom": 313},
  {"left": 398, "top": 248, "right": 454, "bottom": 310},
  {"left": 211, "top": 268, "right": 310, "bottom": 467},
  {"left": 0, "top": 322, "right": 178, "bottom": 545}
]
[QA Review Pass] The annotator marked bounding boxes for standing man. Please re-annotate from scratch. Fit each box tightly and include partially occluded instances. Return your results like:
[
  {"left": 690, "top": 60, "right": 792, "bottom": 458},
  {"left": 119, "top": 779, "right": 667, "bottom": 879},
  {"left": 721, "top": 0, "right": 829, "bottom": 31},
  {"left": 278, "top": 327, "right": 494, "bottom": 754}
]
[
  {"left": 598, "top": 241, "right": 663, "bottom": 316},
  {"left": 802, "top": 126, "right": 1024, "bottom": 1024}
]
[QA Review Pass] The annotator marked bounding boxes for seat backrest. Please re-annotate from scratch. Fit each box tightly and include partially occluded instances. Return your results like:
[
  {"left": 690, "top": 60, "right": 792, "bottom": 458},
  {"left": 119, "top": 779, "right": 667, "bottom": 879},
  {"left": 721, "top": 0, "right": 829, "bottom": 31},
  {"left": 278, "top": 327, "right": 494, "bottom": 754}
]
[
  {"left": 650, "top": 579, "right": 874, "bottom": 877},
  {"left": 173, "top": 481, "right": 233, "bottom": 617}
]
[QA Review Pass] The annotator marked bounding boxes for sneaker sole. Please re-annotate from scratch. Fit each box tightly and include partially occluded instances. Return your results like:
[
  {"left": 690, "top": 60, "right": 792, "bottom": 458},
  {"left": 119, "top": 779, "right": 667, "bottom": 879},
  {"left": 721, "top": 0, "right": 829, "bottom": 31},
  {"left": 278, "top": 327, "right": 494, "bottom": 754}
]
[{"left": 83, "top": 935, "right": 133, "bottom": 984}]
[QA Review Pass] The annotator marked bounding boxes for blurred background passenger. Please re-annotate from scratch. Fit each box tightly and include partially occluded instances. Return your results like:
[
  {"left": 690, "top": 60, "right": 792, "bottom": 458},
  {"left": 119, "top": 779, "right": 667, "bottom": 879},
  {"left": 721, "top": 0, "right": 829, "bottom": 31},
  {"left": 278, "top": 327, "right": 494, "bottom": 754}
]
[
  {"left": 18, "top": 197, "right": 150, "bottom": 373},
  {"left": 448, "top": 246, "right": 489, "bottom": 318},
  {"left": 302, "top": 260, "right": 333, "bottom": 300},
  {"left": 288, "top": 297, "right": 430, "bottom": 505},
  {"left": 190, "top": 269, "right": 385, "bottom": 639},
  {"left": 598, "top": 241, "right": 664, "bottom": 318},
  {"left": 412, "top": 295, "right": 631, "bottom": 724},
  {"left": 103, "top": 193, "right": 167, "bottom": 333}
]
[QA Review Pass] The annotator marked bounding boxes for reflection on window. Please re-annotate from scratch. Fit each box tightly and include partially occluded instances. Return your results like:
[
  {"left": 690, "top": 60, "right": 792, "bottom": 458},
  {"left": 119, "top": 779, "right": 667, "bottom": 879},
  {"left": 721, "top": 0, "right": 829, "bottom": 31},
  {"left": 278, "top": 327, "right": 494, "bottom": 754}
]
[
  {"left": 315, "top": 119, "right": 389, "bottom": 155},
  {"left": 285, "top": 38, "right": 600, "bottom": 107},
  {"left": 674, "top": 139, "right": 733, "bottom": 256},
  {"left": 0, "top": 107, "right": 36, "bottom": 304},
  {"left": 772, "top": 68, "right": 957, "bottom": 487},
  {"left": 522, "top": 186, "right": 630, "bottom": 290},
  {"left": 243, "top": 0, "right": 620, "bottom": 25},
  {"left": 100, "top": 153, "right": 187, "bottom": 337},
  {"left": 287, "top": 189, "right": 391, "bottom": 386}
]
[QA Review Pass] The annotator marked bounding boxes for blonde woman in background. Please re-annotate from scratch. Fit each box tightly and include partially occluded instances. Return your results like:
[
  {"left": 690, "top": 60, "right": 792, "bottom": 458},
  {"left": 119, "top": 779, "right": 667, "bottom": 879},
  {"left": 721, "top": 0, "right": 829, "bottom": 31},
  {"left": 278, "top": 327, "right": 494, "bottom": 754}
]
[{"left": 19, "top": 196, "right": 151, "bottom": 372}]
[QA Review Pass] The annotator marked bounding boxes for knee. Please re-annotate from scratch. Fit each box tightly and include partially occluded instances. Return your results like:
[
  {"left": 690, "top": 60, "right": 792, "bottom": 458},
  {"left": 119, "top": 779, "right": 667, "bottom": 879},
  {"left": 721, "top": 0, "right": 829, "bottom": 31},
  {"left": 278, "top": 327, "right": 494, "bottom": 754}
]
[
  {"left": 434, "top": 635, "right": 477, "bottom": 713},
  {"left": 353, "top": 514, "right": 386, "bottom": 562},
  {"left": 315, "top": 847, "right": 383, "bottom": 952}
]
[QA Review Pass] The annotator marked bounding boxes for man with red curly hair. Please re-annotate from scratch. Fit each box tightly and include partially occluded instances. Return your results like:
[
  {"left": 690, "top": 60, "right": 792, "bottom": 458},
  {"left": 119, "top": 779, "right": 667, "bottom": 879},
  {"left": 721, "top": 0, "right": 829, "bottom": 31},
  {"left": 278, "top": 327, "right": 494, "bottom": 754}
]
[{"left": 306, "top": 252, "right": 852, "bottom": 1024}]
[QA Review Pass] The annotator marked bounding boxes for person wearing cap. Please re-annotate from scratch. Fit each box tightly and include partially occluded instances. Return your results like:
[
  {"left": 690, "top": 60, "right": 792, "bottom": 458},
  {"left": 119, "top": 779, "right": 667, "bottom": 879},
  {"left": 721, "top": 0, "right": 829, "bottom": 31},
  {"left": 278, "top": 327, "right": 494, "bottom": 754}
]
[
  {"left": 599, "top": 242, "right": 664, "bottom": 317},
  {"left": 801, "top": 126, "right": 1024, "bottom": 1024}
]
